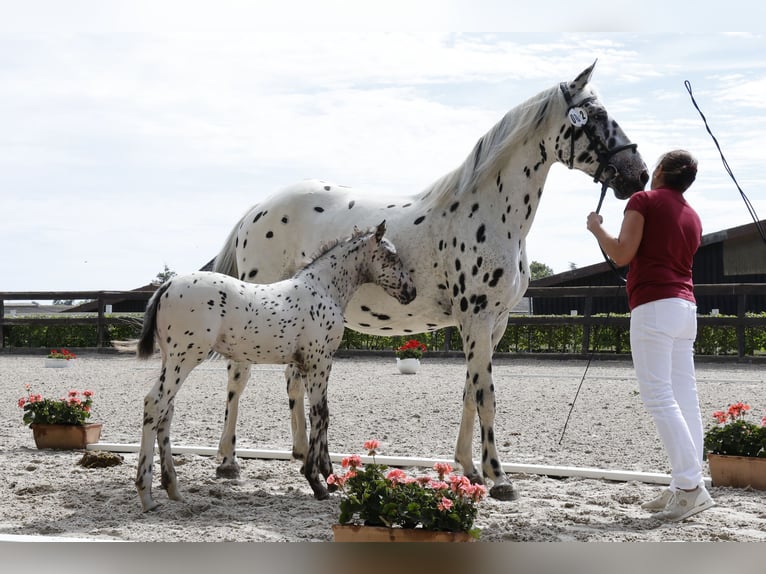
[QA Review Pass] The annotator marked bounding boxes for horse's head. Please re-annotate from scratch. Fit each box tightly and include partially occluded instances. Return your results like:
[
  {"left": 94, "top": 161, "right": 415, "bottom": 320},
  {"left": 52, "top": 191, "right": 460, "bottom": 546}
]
[
  {"left": 364, "top": 221, "right": 417, "bottom": 305},
  {"left": 557, "top": 62, "right": 649, "bottom": 200}
]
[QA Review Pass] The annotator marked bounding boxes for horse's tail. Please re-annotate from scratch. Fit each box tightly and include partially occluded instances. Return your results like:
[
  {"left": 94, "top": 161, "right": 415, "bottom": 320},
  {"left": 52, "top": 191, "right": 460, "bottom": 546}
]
[
  {"left": 212, "top": 211, "right": 246, "bottom": 278},
  {"left": 135, "top": 281, "right": 171, "bottom": 359}
]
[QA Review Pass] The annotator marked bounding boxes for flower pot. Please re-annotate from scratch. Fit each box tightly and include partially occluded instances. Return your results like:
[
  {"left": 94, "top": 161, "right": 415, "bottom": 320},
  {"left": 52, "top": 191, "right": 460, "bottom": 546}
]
[
  {"left": 396, "top": 358, "right": 420, "bottom": 374},
  {"left": 44, "top": 358, "right": 73, "bottom": 368},
  {"left": 332, "top": 524, "right": 474, "bottom": 543},
  {"left": 708, "top": 454, "right": 766, "bottom": 490},
  {"left": 31, "top": 423, "right": 102, "bottom": 449}
]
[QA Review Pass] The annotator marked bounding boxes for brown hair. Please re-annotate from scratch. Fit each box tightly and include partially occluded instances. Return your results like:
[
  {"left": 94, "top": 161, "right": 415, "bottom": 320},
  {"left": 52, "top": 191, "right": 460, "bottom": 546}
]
[{"left": 657, "top": 149, "right": 697, "bottom": 192}]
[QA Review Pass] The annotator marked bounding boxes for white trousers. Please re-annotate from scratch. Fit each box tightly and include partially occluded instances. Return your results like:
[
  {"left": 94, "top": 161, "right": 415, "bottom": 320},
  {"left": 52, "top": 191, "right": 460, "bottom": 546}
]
[{"left": 630, "top": 298, "right": 703, "bottom": 490}]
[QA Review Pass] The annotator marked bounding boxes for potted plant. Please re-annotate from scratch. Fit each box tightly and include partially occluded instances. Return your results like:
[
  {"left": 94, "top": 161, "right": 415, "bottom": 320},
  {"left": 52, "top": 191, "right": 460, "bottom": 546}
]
[
  {"left": 329, "top": 440, "right": 485, "bottom": 542},
  {"left": 18, "top": 384, "right": 102, "bottom": 449},
  {"left": 704, "top": 401, "right": 766, "bottom": 490},
  {"left": 394, "top": 339, "right": 427, "bottom": 374},
  {"left": 44, "top": 348, "right": 77, "bottom": 368}
]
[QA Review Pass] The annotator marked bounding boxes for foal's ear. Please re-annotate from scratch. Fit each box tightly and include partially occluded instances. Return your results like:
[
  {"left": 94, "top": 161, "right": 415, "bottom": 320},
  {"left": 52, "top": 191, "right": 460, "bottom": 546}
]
[
  {"left": 569, "top": 59, "right": 597, "bottom": 93},
  {"left": 374, "top": 220, "right": 386, "bottom": 242}
]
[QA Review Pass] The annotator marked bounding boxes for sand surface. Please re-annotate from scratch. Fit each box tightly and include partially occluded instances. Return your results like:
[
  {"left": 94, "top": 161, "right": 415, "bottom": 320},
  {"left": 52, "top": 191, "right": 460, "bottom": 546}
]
[{"left": 1, "top": 353, "right": 764, "bottom": 542}]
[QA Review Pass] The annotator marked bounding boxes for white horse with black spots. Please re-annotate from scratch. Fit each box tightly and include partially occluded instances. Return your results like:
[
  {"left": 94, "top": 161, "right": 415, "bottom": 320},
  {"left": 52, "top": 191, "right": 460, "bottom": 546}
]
[
  {"left": 128, "top": 222, "right": 415, "bottom": 511},
  {"left": 213, "top": 62, "right": 649, "bottom": 501}
]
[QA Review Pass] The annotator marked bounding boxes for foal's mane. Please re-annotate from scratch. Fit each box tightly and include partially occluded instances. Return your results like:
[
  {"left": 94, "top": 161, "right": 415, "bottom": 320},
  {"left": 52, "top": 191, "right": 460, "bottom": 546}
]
[
  {"left": 426, "top": 84, "right": 564, "bottom": 203},
  {"left": 296, "top": 225, "right": 373, "bottom": 273}
]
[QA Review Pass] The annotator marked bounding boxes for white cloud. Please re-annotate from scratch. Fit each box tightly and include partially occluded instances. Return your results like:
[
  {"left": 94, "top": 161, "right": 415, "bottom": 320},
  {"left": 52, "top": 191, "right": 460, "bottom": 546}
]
[{"left": 1, "top": 29, "right": 765, "bottom": 291}]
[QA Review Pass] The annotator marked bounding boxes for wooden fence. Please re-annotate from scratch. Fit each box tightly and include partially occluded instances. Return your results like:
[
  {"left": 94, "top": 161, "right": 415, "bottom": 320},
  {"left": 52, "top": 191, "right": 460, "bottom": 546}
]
[
  {"left": 1, "top": 284, "right": 765, "bottom": 358},
  {"left": 0, "top": 290, "right": 155, "bottom": 349}
]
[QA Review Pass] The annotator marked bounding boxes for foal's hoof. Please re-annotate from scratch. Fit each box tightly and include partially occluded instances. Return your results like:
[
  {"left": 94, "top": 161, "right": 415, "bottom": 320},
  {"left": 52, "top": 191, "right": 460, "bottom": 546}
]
[
  {"left": 141, "top": 500, "right": 161, "bottom": 513},
  {"left": 490, "top": 482, "right": 519, "bottom": 501},
  {"left": 216, "top": 465, "right": 241, "bottom": 479}
]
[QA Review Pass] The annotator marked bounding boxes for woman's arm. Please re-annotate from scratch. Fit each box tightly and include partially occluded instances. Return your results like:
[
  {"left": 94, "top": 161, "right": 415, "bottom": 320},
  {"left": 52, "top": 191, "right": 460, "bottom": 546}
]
[{"left": 586, "top": 209, "right": 644, "bottom": 267}]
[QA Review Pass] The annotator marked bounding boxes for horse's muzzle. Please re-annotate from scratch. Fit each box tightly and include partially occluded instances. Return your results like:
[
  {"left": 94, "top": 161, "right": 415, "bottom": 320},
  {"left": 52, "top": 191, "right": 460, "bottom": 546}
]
[{"left": 400, "top": 286, "right": 417, "bottom": 305}]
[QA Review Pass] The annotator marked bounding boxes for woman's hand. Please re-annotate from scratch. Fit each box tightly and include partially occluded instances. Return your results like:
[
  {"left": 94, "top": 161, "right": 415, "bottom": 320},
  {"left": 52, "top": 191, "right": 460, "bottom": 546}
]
[{"left": 586, "top": 211, "right": 603, "bottom": 233}]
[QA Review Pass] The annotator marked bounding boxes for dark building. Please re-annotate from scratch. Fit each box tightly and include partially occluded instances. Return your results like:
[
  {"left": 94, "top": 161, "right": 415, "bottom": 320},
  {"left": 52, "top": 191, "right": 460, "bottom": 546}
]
[{"left": 530, "top": 219, "right": 766, "bottom": 316}]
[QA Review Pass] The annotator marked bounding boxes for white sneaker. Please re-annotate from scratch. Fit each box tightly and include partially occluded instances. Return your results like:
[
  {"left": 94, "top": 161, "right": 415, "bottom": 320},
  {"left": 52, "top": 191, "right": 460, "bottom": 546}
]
[
  {"left": 641, "top": 488, "right": 673, "bottom": 512},
  {"left": 656, "top": 486, "right": 714, "bottom": 522}
]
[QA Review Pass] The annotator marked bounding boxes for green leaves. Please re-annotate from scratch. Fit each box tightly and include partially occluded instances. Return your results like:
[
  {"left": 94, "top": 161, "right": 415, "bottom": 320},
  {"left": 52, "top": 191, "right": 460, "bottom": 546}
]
[
  {"left": 19, "top": 387, "right": 94, "bottom": 426},
  {"left": 704, "top": 419, "right": 765, "bottom": 458},
  {"left": 334, "top": 458, "right": 484, "bottom": 534}
]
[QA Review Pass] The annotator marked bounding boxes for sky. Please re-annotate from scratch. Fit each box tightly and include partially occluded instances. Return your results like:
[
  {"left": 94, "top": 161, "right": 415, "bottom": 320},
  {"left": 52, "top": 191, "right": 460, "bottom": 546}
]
[{"left": 2, "top": 2, "right": 765, "bottom": 295}]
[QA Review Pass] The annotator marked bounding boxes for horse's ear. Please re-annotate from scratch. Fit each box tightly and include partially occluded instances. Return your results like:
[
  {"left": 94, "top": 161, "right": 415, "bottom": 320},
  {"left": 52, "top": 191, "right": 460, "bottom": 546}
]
[
  {"left": 570, "top": 60, "right": 597, "bottom": 93},
  {"left": 374, "top": 220, "right": 386, "bottom": 242}
]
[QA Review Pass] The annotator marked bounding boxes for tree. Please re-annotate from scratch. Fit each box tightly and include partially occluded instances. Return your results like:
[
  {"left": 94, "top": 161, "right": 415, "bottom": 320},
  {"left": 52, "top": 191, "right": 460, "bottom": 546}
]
[
  {"left": 152, "top": 264, "right": 177, "bottom": 286},
  {"left": 529, "top": 261, "right": 554, "bottom": 281}
]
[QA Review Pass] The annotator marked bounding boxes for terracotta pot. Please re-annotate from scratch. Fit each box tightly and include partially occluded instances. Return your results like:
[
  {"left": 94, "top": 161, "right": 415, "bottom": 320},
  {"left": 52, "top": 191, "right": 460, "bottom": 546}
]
[
  {"left": 332, "top": 524, "right": 474, "bottom": 542},
  {"left": 396, "top": 358, "right": 420, "bottom": 374},
  {"left": 707, "top": 453, "right": 766, "bottom": 490},
  {"left": 31, "top": 423, "right": 102, "bottom": 450}
]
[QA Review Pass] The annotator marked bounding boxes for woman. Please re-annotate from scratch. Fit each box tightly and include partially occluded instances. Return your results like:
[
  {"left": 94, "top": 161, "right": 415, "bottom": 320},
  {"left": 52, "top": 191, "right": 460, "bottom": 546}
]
[{"left": 586, "top": 149, "right": 714, "bottom": 522}]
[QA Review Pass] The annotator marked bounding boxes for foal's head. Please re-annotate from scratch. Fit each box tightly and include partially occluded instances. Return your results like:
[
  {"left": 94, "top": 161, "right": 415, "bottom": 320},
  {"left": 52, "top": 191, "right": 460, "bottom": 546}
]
[{"left": 361, "top": 221, "right": 417, "bottom": 305}]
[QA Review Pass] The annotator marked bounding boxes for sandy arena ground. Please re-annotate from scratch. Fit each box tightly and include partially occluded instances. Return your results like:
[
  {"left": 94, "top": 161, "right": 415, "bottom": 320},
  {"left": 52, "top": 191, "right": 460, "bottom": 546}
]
[{"left": 0, "top": 353, "right": 764, "bottom": 542}]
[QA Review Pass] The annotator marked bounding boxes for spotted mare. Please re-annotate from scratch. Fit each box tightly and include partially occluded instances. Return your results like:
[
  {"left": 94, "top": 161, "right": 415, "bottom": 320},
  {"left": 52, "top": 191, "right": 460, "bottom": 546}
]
[
  {"left": 131, "top": 222, "right": 415, "bottom": 511},
  {"left": 213, "top": 63, "right": 649, "bottom": 500}
]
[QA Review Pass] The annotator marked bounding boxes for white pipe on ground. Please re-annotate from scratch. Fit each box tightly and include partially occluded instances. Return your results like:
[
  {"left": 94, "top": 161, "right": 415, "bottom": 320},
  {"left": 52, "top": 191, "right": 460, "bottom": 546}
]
[{"left": 87, "top": 442, "right": 711, "bottom": 487}]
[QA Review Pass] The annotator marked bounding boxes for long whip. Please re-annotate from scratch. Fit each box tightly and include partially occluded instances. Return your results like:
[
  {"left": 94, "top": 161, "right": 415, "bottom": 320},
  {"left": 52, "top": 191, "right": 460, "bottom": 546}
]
[{"left": 684, "top": 80, "right": 766, "bottom": 243}]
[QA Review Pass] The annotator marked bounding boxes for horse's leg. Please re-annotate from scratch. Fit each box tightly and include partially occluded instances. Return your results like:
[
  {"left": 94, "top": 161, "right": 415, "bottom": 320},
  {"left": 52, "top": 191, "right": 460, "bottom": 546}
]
[
  {"left": 302, "top": 362, "right": 333, "bottom": 500},
  {"left": 454, "top": 318, "right": 518, "bottom": 501},
  {"left": 217, "top": 360, "right": 252, "bottom": 479},
  {"left": 286, "top": 364, "right": 309, "bottom": 464}
]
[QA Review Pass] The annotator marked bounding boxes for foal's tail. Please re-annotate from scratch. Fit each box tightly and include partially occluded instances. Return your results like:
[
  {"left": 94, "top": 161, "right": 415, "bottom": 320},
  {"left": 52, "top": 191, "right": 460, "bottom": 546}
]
[
  {"left": 212, "top": 211, "right": 246, "bottom": 278},
  {"left": 134, "top": 282, "right": 171, "bottom": 359},
  {"left": 114, "top": 282, "right": 171, "bottom": 358}
]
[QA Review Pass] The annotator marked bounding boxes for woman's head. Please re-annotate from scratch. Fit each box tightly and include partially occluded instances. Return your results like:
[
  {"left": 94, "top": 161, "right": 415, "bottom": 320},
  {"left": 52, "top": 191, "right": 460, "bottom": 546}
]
[{"left": 652, "top": 149, "right": 698, "bottom": 192}]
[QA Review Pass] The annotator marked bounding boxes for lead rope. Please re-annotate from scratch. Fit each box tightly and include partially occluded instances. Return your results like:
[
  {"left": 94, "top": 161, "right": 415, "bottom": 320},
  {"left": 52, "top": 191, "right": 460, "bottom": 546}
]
[
  {"left": 685, "top": 80, "right": 766, "bottom": 243},
  {"left": 559, "top": 179, "right": 622, "bottom": 445}
]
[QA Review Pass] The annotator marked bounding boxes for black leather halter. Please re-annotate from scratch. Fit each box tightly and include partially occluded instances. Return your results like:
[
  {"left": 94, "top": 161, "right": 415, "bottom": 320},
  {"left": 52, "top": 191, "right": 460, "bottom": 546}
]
[
  {"left": 559, "top": 82, "right": 638, "bottom": 187},
  {"left": 560, "top": 83, "right": 630, "bottom": 283}
]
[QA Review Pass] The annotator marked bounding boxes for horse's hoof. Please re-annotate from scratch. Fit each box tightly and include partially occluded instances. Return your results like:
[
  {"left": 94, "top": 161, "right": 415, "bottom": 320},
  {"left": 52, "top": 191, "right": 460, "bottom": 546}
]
[
  {"left": 490, "top": 482, "right": 519, "bottom": 501},
  {"left": 312, "top": 485, "right": 329, "bottom": 500},
  {"left": 216, "top": 466, "right": 241, "bottom": 479}
]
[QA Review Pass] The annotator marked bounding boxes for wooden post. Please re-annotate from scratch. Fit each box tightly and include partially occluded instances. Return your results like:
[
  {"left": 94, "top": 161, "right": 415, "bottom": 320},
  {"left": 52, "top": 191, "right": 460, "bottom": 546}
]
[
  {"left": 581, "top": 296, "right": 593, "bottom": 355},
  {"left": 737, "top": 293, "right": 746, "bottom": 359},
  {"left": 96, "top": 294, "right": 106, "bottom": 348}
]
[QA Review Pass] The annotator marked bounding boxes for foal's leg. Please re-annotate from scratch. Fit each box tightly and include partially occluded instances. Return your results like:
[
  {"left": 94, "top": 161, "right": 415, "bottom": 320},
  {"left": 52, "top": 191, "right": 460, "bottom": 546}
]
[
  {"left": 217, "top": 359, "right": 252, "bottom": 479},
  {"left": 136, "top": 366, "right": 166, "bottom": 512},
  {"left": 454, "top": 318, "right": 518, "bottom": 501},
  {"left": 136, "top": 359, "right": 197, "bottom": 511},
  {"left": 302, "top": 362, "right": 334, "bottom": 500},
  {"left": 157, "top": 398, "right": 182, "bottom": 501},
  {"left": 286, "top": 364, "right": 308, "bottom": 462}
]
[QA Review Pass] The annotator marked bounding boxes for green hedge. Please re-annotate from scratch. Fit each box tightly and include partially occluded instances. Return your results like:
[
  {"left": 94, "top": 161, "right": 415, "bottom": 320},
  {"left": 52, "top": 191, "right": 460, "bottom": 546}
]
[
  {"left": 3, "top": 313, "right": 765, "bottom": 357},
  {"left": 2, "top": 315, "right": 143, "bottom": 348}
]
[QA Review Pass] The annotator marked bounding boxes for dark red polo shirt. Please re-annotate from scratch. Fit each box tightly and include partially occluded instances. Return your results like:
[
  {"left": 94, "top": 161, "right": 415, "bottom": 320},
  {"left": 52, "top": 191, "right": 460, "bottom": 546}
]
[{"left": 624, "top": 188, "right": 702, "bottom": 310}]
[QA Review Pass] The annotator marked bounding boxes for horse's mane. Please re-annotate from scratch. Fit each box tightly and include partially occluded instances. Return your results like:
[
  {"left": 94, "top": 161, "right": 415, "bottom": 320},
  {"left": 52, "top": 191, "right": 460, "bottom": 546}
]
[
  {"left": 425, "top": 84, "right": 564, "bottom": 202},
  {"left": 295, "top": 225, "right": 372, "bottom": 273}
]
